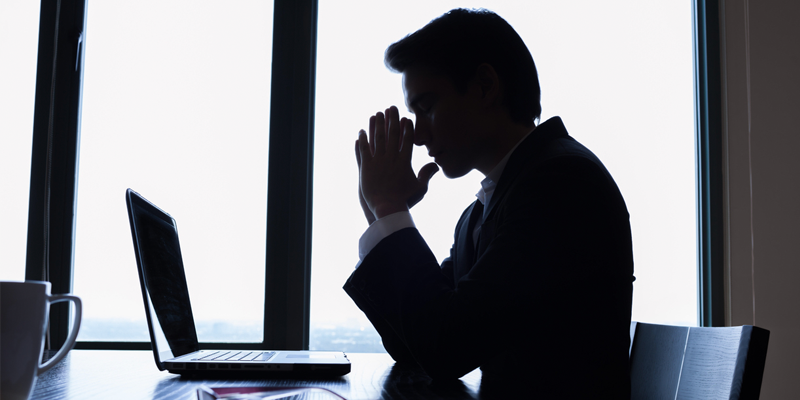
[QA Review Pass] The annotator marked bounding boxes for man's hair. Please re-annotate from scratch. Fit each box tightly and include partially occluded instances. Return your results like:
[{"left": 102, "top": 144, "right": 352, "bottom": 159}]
[{"left": 385, "top": 8, "right": 541, "bottom": 125}]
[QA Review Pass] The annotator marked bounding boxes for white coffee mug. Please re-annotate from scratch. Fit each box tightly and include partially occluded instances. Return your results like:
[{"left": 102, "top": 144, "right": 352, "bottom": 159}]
[{"left": 0, "top": 281, "right": 82, "bottom": 400}]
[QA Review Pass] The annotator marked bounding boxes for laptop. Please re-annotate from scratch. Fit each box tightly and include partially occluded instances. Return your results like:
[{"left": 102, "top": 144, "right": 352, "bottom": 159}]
[{"left": 125, "top": 188, "right": 350, "bottom": 376}]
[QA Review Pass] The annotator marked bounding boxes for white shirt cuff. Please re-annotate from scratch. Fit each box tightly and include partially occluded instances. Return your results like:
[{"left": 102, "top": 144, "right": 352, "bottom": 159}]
[{"left": 356, "top": 211, "right": 415, "bottom": 268}]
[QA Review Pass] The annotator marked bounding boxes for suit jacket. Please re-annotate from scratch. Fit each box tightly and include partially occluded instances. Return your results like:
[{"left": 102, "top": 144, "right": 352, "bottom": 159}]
[{"left": 344, "top": 117, "right": 634, "bottom": 398}]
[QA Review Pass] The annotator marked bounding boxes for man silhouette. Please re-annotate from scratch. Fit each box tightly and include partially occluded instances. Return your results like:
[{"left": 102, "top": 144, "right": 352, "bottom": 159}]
[{"left": 344, "top": 8, "right": 634, "bottom": 398}]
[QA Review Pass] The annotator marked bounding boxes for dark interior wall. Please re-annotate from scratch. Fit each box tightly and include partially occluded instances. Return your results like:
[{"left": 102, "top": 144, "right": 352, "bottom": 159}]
[{"left": 721, "top": 0, "right": 800, "bottom": 398}]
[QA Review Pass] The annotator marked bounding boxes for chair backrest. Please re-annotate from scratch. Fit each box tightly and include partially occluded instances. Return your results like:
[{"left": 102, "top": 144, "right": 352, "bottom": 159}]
[{"left": 629, "top": 321, "right": 769, "bottom": 400}]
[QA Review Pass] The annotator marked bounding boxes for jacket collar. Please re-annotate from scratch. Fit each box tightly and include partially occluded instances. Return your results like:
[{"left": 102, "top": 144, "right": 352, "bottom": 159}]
[{"left": 482, "top": 116, "right": 569, "bottom": 219}]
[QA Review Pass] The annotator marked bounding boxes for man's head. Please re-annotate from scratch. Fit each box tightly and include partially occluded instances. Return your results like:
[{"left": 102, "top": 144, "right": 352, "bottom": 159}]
[
  {"left": 385, "top": 9, "right": 541, "bottom": 178},
  {"left": 385, "top": 8, "right": 541, "bottom": 126}
]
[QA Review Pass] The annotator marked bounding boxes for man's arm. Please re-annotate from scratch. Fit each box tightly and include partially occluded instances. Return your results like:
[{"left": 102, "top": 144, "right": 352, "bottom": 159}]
[
  {"left": 349, "top": 106, "right": 443, "bottom": 362},
  {"left": 357, "top": 212, "right": 414, "bottom": 264},
  {"left": 346, "top": 156, "right": 634, "bottom": 382}
]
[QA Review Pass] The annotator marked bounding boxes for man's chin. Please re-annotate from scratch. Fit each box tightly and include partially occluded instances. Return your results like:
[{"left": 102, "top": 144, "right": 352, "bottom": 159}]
[{"left": 439, "top": 164, "right": 471, "bottom": 179}]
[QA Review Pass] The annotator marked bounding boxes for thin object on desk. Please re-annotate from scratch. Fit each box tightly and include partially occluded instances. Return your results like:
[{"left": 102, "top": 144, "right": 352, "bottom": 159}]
[{"left": 197, "top": 385, "right": 347, "bottom": 400}]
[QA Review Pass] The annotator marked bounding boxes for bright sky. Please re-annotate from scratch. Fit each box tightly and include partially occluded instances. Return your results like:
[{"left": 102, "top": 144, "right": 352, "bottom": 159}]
[
  {"left": 1, "top": 1, "right": 697, "bottom": 344},
  {"left": 311, "top": 0, "right": 697, "bottom": 332}
]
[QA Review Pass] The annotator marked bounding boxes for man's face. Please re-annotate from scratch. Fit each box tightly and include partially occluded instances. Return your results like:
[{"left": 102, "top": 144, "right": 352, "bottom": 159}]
[{"left": 403, "top": 65, "right": 489, "bottom": 179}]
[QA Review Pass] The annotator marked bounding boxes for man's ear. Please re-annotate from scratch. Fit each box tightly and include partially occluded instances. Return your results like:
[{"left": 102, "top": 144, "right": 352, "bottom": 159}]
[{"left": 475, "top": 63, "right": 501, "bottom": 106}]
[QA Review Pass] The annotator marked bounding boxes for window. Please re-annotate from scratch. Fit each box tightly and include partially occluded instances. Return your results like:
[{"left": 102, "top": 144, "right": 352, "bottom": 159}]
[
  {"left": 72, "top": 0, "right": 274, "bottom": 342},
  {"left": 310, "top": 0, "right": 697, "bottom": 352},
  {"left": 21, "top": 0, "right": 719, "bottom": 351},
  {"left": 0, "top": 1, "right": 40, "bottom": 282}
]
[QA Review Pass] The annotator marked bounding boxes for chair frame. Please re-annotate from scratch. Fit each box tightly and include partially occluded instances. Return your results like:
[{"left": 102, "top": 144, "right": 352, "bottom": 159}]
[{"left": 629, "top": 321, "right": 769, "bottom": 400}]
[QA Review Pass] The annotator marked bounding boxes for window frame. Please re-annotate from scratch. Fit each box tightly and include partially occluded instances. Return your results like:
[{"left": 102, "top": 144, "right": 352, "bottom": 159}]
[
  {"left": 693, "top": 0, "right": 725, "bottom": 327},
  {"left": 25, "top": 0, "right": 722, "bottom": 352},
  {"left": 25, "top": 0, "right": 87, "bottom": 350},
  {"left": 26, "top": 0, "right": 318, "bottom": 351}
]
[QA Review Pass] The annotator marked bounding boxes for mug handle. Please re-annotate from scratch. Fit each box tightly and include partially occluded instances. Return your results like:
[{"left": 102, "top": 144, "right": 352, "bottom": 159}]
[{"left": 38, "top": 294, "right": 82, "bottom": 374}]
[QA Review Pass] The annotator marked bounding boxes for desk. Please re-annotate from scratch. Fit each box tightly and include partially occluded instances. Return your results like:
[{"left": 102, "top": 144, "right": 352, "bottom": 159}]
[{"left": 30, "top": 350, "right": 482, "bottom": 399}]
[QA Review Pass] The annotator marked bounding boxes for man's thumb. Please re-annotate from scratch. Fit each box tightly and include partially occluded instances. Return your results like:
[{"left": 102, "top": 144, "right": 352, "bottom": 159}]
[{"left": 417, "top": 162, "right": 440, "bottom": 186}]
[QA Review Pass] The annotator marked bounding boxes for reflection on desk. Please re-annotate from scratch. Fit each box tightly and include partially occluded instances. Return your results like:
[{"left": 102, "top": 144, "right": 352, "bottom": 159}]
[{"left": 31, "top": 350, "right": 482, "bottom": 400}]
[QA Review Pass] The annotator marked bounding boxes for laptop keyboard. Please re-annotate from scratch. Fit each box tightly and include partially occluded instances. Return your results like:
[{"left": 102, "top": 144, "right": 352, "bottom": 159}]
[{"left": 194, "top": 351, "right": 275, "bottom": 362}]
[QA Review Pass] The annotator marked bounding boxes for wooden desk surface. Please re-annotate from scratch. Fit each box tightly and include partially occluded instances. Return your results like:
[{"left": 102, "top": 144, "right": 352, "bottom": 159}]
[{"left": 31, "top": 350, "right": 482, "bottom": 399}]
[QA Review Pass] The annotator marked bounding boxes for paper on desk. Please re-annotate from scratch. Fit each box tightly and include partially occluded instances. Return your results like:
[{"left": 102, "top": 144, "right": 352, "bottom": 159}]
[{"left": 196, "top": 385, "right": 347, "bottom": 400}]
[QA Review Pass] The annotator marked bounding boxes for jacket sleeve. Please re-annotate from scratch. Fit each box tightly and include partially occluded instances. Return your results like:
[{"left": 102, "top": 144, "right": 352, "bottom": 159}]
[{"left": 344, "top": 238, "right": 456, "bottom": 365}]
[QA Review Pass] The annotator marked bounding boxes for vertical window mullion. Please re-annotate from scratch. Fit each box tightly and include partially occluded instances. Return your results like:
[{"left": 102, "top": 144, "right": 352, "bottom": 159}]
[
  {"left": 693, "top": 0, "right": 724, "bottom": 327},
  {"left": 25, "top": 0, "right": 87, "bottom": 349},
  {"left": 264, "top": 0, "right": 318, "bottom": 350}
]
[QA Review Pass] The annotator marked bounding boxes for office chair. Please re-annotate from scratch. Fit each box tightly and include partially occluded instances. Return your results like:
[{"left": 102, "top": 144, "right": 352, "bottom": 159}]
[{"left": 629, "top": 321, "right": 769, "bottom": 400}]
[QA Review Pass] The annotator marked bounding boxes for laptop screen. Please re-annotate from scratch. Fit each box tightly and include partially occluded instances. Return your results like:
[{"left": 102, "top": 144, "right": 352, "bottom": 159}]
[{"left": 127, "top": 189, "right": 199, "bottom": 363}]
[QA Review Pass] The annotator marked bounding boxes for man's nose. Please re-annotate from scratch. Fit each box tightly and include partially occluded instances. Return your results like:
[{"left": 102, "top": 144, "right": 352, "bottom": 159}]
[{"left": 413, "top": 119, "right": 429, "bottom": 146}]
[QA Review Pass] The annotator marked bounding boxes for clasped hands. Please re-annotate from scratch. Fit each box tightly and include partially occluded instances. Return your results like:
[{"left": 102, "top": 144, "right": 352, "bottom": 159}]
[{"left": 355, "top": 106, "right": 439, "bottom": 225}]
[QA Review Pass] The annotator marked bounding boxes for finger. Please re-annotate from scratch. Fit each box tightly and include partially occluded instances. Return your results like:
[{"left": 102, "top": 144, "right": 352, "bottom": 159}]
[
  {"left": 368, "top": 116, "right": 376, "bottom": 155},
  {"left": 384, "top": 107, "right": 391, "bottom": 133},
  {"left": 374, "top": 112, "right": 386, "bottom": 155},
  {"left": 386, "top": 107, "right": 401, "bottom": 153},
  {"left": 396, "top": 108, "right": 405, "bottom": 149},
  {"left": 355, "top": 136, "right": 362, "bottom": 167},
  {"left": 417, "top": 162, "right": 440, "bottom": 186},
  {"left": 399, "top": 118, "right": 406, "bottom": 149},
  {"left": 400, "top": 117, "right": 414, "bottom": 158},
  {"left": 357, "top": 130, "right": 371, "bottom": 164}
]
